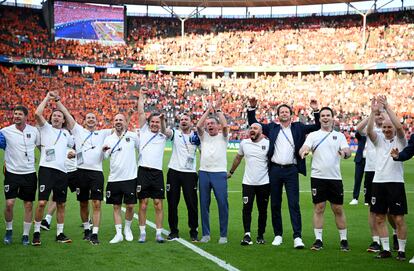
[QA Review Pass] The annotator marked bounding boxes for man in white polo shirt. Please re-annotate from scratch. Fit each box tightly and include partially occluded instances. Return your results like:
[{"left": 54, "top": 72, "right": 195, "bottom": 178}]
[
  {"left": 196, "top": 102, "right": 229, "bottom": 244},
  {"left": 228, "top": 123, "right": 270, "bottom": 245},
  {"left": 300, "top": 106, "right": 351, "bottom": 252},
  {"left": 55, "top": 100, "right": 112, "bottom": 245},
  {"left": 367, "top": 95, "right": 408, "bottom": 261},
  {"left": 1, "top": 105, "right": 40, "bottom": 245},
  {"left": 164, "top": 113, "right": 200, "bottom": 242},
  {"left": 103, "top": 113, "right": 139, "bottom": 244},
  {"left": 32, "top": 92, "right": 72, "bottom": 246},
  {"left": 136, "top": 89, "right": 168, "bottom": 243}
]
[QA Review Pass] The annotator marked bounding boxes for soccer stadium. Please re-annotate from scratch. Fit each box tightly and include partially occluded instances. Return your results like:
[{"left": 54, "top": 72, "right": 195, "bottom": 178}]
[{"left": 0, "top": 0, "right": 414, "bottom": 270}]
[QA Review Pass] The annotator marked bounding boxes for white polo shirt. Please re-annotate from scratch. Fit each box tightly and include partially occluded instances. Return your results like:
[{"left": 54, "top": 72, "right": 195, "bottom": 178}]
[
  {"left": 1, "top": 124, "right": 40, "bottom": 174},
  {"left": 71, "top": 123, "right": 112, "bottom": 171},
  {"left": 238, "top": 137, "right": 269, "bottom": 186},
  {"left": 372, "top": 133, "right": 407, "bottom": 183},
  {"left": 138, "top": 124, "right": 167, "bottom": 171},
  {"left": 103, "top": 131, "right": 139, "bottom": 182},
  {"left": 168, "top": 129, "right": 198, "bottom": 173},
  {"left": 361, "top": 127, "right": 382, "bottom": 172},
  {"left": 271, "top": 125, "right": 296, "bottom": 165},
  {"left": 199, "top": 132, "right": 228, "bottom": 173},
  {"left": 303, "top": 130, "right": 349, "bottom": 180}
]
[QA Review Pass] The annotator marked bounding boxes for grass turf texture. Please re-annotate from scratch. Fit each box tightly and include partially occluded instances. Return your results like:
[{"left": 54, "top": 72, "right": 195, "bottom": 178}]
[{"left": 0, "top": 150, "right": 413, "bottom": 271}]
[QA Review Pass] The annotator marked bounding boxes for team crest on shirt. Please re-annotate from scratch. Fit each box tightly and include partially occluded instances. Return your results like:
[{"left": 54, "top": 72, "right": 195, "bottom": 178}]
[
  {"left": 106, "top": 191, "right": 111, "bottom": 198},
  {"left": 94, "top": 132, "right": 98, "bottom": 135},
  {"left": 40, "top": 185, "right": 45, "bottom": 192},
  {"left": 4, "top": 185, "right": 9, "bottom": 193},
  {"left": 126, "top": 137, "right": 130, "bottom": 142},
  {"left": 371, "top": 197, "right": 376, "bottom": 205},
  {"left": 26, "top": 133, "right": 31, "bottom": 139},
  {"left": 312, "top": 188, "right": 317, "bottom": 196},
  {"left": 262, "top": 146, "right": 266, "bottom": 150},
  {"left": 243, "top": 197, "right": 249, "bottom": 204},
  {"left": 332, "top": 136, "right": 337, "bottom": 140},
  {"left": 166, "top": 184, "right": 170, "bottom": 192},
  {"left": 136, "top": 185, "right": 141, "bottom": 193},
  {"left": 76, "top": 188, "right": 80, "bottom": 195}
]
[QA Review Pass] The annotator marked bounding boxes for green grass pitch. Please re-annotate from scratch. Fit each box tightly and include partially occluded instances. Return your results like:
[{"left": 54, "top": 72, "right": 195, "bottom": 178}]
[{"left": 0, "top": 150, "right": 413, "bottom": 271}]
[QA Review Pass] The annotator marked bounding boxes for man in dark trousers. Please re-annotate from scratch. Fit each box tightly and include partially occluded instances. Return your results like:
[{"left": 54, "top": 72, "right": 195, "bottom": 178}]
[
  {"left": 349, "top": 132, "right": 367, "bottom": 205},
  {"left": 247, "top": 97, "right": 320, "bottom": 249}
]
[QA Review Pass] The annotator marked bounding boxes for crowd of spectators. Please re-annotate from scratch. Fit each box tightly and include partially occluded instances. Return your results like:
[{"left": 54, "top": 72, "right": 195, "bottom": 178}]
[
  {"left": 0, "top": 6, "right": 413, "bottom": 66},
  {"left": 1, "top": 65, "right": 413, "bottom": 141}
]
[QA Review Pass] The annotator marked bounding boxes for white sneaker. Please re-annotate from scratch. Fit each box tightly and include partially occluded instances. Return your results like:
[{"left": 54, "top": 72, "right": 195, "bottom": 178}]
[
  {"left": 294, "top": 237, "right": 305, "bottom": 249},
  {"left": 349, "top": 199, "right": 358, "bottom": 205},
  {"left": 199, "top": 235, "right": 211, "bottom": 243},
  {"left": 124, "top": 227, "right": 133, "bottom": 241},
  {"left": 138, "top": 233, "right": 146, "bottom": 243},
  {"left": 109, "top": 234, "right": 123, "bottom": 244},
  {"left": 218, "top": 237, "right": 228, "bottom": 244},
  {"left": 409, "top": 256, "right": 414, "bottom": 264},
  {"left": 272, "top": 235, "right": 283, "bottom": 246}
]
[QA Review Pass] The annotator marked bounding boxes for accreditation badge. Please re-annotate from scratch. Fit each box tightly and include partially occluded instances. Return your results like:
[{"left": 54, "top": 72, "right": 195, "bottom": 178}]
[
  {"left": 77, "top": 152, "right": 84, "bottom": 165},
  {"left": 45, "top": 148, "right": 56, "bottom": 162},
  {"left": 185, "top": 156, "right": 195, "bottom": 169}
]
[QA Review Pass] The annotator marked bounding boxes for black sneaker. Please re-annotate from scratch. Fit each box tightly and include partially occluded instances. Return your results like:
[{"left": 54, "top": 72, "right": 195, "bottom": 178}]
[
  {"left": 240, "top": 234, "right": 253, "bottom": 246},
  {"left": 83, "top": 229, "right": 92, "bottom": 241},
  {"left": 89, "top": 234, "right": 100, "bottom": 245},
  {"left": 190, "top": 235, "right": 199, "bottom": 242},
  {"left": 167, "top": 233, "right": 179, "bottom": 241},
  {"left": 32, "top": 232, "right": 41, "bottom": 246},
  {"left": 393, "top": 234, "right": 399, "bottom": 251},
  {"left": 375, "top": 250, "right": 392, "bottom": 259},
  {"left": 3, "top": 230, "right": 12, "bottom": 245},
  {"left": 21, "top": 235, "right": 30, "bottom": 246},
  {"left": 56, "top": 233, "right": 72, "bottom": 243},
  {"left": 311, "top": 239, "right": 323, "bottom": 251},
  {"left": 367, "top": 242, "right": 381, "bottom": 253},
  {"left": 256, "top": 235, "right": 265, "bottom": 245},
  {"left": 340, "top": 239, "right": 350, "bottom": 251},
  {"left": 396, "top": 251, "right": 406, "bottom": 261},
  {"left": 40, "top": 219, "right": 50, "bottom": 231}
]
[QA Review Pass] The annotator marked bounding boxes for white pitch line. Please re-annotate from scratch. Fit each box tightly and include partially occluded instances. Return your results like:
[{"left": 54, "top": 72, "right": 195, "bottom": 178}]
[
  {"left": 228, "top": 190, "right": 414, "bottom": 193},
  {"left": 121, "top": 207, "right": 240, "bottom": 271}
]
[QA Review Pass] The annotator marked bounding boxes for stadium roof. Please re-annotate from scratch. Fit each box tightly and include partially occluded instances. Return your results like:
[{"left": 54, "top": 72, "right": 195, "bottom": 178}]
[{"left": 61, "top": 0, "right": 366, "bottom": 7}]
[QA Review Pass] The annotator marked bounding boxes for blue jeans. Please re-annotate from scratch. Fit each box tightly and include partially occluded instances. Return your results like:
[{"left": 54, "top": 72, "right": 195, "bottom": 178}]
[{"left": 198, "top": 171, "right": 228, "bottom": 237}]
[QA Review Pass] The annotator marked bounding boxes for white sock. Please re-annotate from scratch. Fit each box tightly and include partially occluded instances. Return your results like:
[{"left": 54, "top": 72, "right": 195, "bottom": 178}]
[
  {"left": 56, "top": 224, "right": 64, "bottom": 236},
  {"left": 23, "top": 222, "right": 31, "bottom": 236},
  {"left": 339, "top": 229, "right": 347, "bottom": 241},
  {"left": 45, "top": 214, "right": 52, "bottom": 224},
  {"left": 156, "top": 228, "right": 162, "bottom": 236},
  {"left": 314, "top": 228, "right": 323, "bottom": 241},
  {"left": 373, "top": 236, "right": 380, "bottom": 243},
  {"left": 83, "top": 222, "right": 90, "bottom": 230},
  {"left": 380, "top": 237, "right": 390, "bottom": 251},
  {"left": 92, "top": 227, "right": 99, "bottom": 234},
  {"left": 398, "top": 239, "right": 406, "bottom": 252},
  {"left": 245, "top": 232, "right": 251, "bottom": 236},
  {"left": 34, "top": 221, "right": 41, "bottom": 233},
  {"left": 5, "top": 221, "right": 12, "bottom": 230},
  {"left": 139, "top": 225, "right": 146, "bottom": 234},
  {"left": 125, "top": 219, "right": 132, "bottom": 230},
  {"left": 115, "top": 224, "right": 122, "bottom": 235}
]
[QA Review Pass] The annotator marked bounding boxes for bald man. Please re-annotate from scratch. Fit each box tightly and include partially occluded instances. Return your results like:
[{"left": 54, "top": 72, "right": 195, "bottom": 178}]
[{"left": 228, "top": 123, "right": 270, "bottom": 245}]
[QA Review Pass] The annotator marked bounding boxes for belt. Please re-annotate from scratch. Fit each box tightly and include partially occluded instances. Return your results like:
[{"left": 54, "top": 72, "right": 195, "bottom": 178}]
[{"left": 272, "top": 163, "right": 295, "bottom": 168}]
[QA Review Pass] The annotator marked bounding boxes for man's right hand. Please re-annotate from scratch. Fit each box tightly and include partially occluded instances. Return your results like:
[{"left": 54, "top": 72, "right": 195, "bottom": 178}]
[
  {"left": 102, "top": 145, "right": 110, "bottom": 152},
  {"left": 248, "top": 97, "right": 257, "bottom": 108}
]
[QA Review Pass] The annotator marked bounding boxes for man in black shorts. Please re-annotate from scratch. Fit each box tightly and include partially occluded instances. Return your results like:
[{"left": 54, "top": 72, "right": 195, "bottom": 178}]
[
  {"left": 1, "top": 105, "right": 40, "bottom": 245},
  {"left": 300, "top": 107, "right": 351, "bottom": 251},
  {"left": 136, "top": 88, "right": 168, "bottom": 243}
]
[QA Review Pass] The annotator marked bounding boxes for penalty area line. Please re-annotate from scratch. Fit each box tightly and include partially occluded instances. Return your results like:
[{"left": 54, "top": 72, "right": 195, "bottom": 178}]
[{"left": 120, "top": 207, "right": 240, "bottom": 271}]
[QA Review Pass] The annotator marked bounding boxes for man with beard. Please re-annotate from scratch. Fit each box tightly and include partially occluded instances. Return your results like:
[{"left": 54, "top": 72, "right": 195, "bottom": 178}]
[
  {"left": 54, "top": 101, "right": 112, "bottom": 245},
  {"left": 32, "top": 92, "right": 72, "bottom": 245},
  {"left": 197, "top": 101, "right": 229, "bottom": 244},
  {"left": 103, "top": 114, "right": 139, "bottom": 244},
  {"left": 247, "top": 98, "right": 320, "bottom": 249},
  {"left": 367, "top": 96, "right": 407, "bottom": 261},
  {"left": 228, "top": 123, "right": 270, "bottom": 245},
  {"left": 299, "top": 107, "right": 351, "bottom": 251},
  {"left": 163, "top": 113, "right": 200, "bottom": 242},
  {"left": 1, "top": 106, "right": 40, "bottom": 245},
  {"left": 136, "top": 89, "right": 168, "bottom": 243}
]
